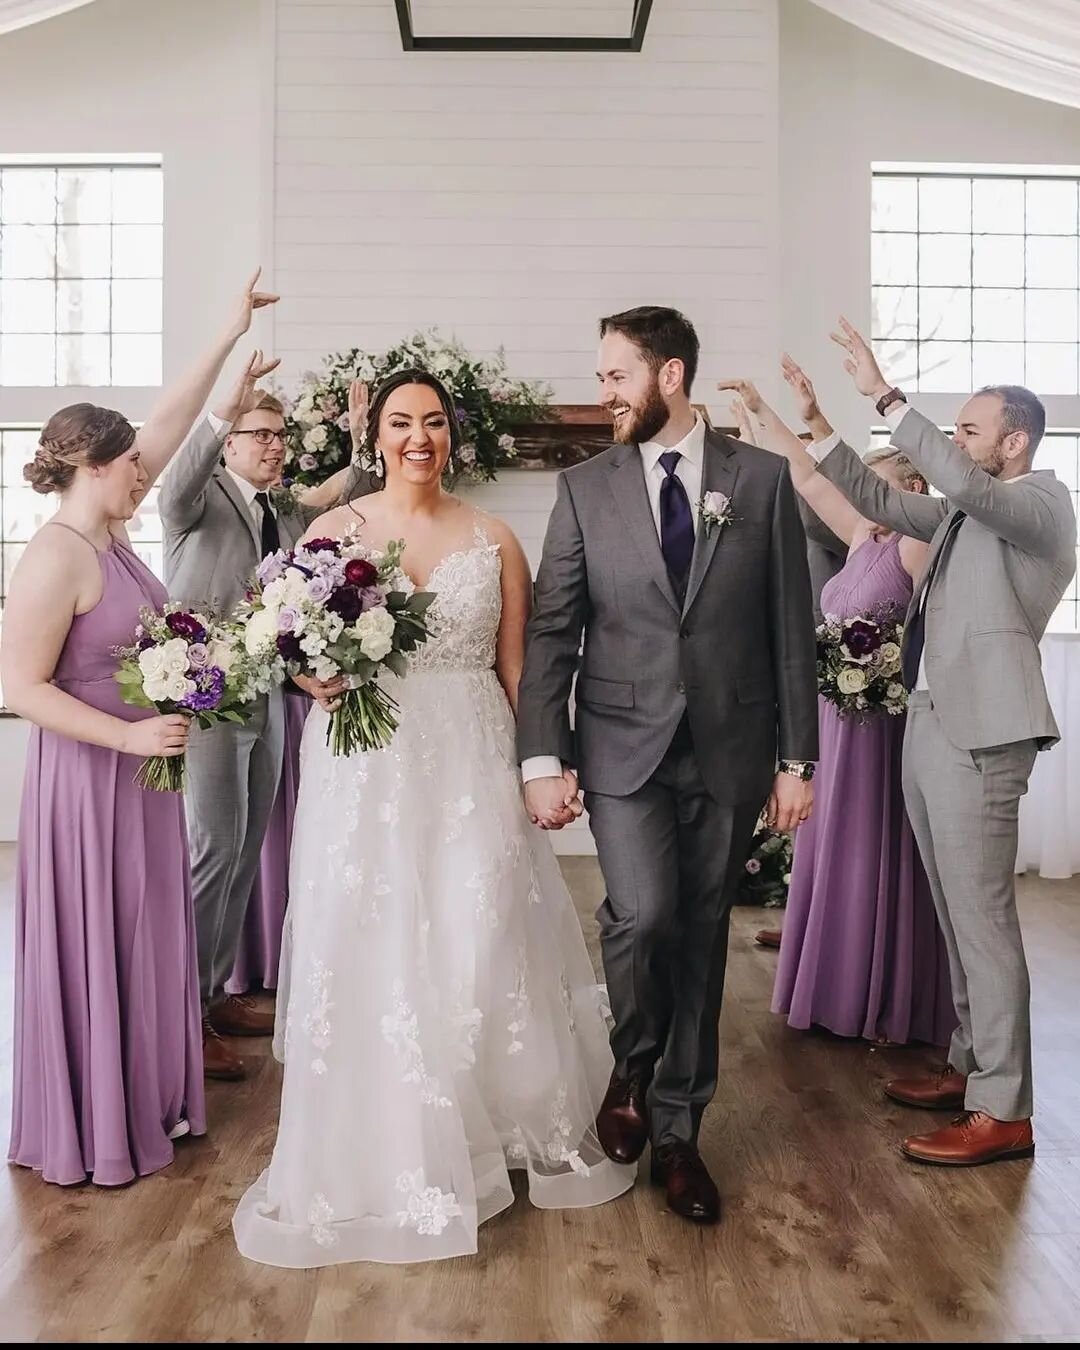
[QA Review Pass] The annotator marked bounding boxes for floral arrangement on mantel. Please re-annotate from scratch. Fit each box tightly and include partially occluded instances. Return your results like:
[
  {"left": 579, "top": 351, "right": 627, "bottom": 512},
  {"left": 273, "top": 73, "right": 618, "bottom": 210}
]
[
  {"left": 280, "top": 331, "right": 553, "bottom": 489},
  {"left": 736, "top": 814, "right": 794, "bottom": 909}
]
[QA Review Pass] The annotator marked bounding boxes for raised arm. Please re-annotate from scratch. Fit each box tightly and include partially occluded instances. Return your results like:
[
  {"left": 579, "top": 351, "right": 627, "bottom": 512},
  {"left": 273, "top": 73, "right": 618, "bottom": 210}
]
[
  {"left": 135, "top": 269, "right": 279, "bottom": 491},
  {"left": 294, "top": 380, "right": 377, "bottom": 517},
  {"left": 157, "top": 349, "right": 279, "bottom": 532},
  {"left": 720, "top": 378, "right": 862, "bottom": 546}
]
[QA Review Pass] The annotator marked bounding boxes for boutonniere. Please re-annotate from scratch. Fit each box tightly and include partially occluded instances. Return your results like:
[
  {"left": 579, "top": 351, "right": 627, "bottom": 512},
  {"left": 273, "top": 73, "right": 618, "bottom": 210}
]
[
  {"left": 699, "top": 490, "right": 735, "bottom": 537},
  {"left": 270, "top": 481, "right": 304, "bottom": 512}
]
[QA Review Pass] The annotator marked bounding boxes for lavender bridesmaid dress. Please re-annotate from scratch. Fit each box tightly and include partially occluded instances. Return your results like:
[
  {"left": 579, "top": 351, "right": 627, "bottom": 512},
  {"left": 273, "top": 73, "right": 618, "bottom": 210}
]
[
  {"left": 8, "top": 526, "right": 206, "bottom": 1186},
  {"left": 227, "top": 687, "right": 309, "bottom": 995},
  {"left": 772, "top": 535, "right": 956, "bottom": 1046}
]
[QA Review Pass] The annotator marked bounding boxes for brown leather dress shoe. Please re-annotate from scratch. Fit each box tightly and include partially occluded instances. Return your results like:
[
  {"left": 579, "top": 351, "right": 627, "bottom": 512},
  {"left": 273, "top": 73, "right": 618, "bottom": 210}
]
[
  {"left": 902, "top": 1112, "right": 1034, "bottom": 1166},
  {"left": 754, "top": 929, "right": 782, "bottom": 950},
  {"left": 884, "top": 1063, "right": 967, "bottom": 1110},
  {"left": 651, "top": 1141, "right": 721, "bottom": 1224},
  {"left": 202, "top": 1018, "right": 246, "bottom": 1081},
  {"left": 596, "top": 1072, "right": 650, "bottom": 1165},
  {"left": 207, "top": 993, "right": 276, "bottom": 1037}
]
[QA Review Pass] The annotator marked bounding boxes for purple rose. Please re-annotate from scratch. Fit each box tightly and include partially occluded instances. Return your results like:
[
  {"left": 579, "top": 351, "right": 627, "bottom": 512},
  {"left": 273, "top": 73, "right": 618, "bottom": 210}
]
[
  {"left": 306, "top": 573, "right": 332, "bottom": 604},
  {"left": 187, "top": 642, "right": 210, "bottom": 670},
  {"left": 745, "top": 857, "right": 761, "bottom": 875},
  {"left": 337, "top": 412, "right": 351, "bottom": 432},
  {"left": 299, "top": 453, "right": 318, "bottom": 472},
  {"left": 166, "top": 611, "right": 208, "bottom": 643},
  {"left": 257, "top": 551, "right": 288, "bottom": 586},
  {"left": 326, "top": 585, "right": 363, "bottom": 623},
  {"left": 276, "top": 632, "right": 303, "bottom": 663},
  {"left": 277, "top": 606, "right": 302, "bottom": 634},
  {"left": 179, "top": 665, "right": 225, "bottom": 713},
  {"left": 841, "top": 619, "right": 882, "bottom": 663}
]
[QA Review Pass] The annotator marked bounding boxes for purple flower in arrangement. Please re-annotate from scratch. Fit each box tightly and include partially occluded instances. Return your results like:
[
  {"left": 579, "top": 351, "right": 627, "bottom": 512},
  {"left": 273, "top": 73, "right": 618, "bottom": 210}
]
[
  {"left": 166, "top": 611, "right": 208, "bottom": 643},
  {"left": 257, "top": 552, "right": 288, "bottom": 586},
  {"left": 337, "top": 412, "right": 351, "bottom": 432},
  {"left": 299, "top": 453, "right": 318, "bottom": 472},
  {"left": 187, "top": 643, "right": 210, "bottom": 670},
  {"left": 327, "top": 586, "right": 363, "bottom": 623},
  {"left": 277, "top": 632, "right": 304, "bottom": 663},
  {"left": 306, "top": 573, "right": 333, "bottom": 603},
  {"left": 179, "top": 665, "right": 225, "bottom": 713},
  {"left": 277, "top": 606, "right": 302, "bottom": 634},
  {"left": 840, "top": 619, "right": 881, "bottom": 663},
  {"left": 319, "top": 394, "right": 340, "bottom": 420},
  {"left": 305, "top": 537, "right": 341, "bottom": 556},
  {"left": 344, "top": 558, "right": 378, "bottom": 589},
  {"left": 455, "top": 405, "right": 468, "bottom": 423},
  {"left": 136, "top": 625, "right": 155, "bottom": 651},
  {"left": 745, "top": 857, "right": 762, "bottom": 875}
]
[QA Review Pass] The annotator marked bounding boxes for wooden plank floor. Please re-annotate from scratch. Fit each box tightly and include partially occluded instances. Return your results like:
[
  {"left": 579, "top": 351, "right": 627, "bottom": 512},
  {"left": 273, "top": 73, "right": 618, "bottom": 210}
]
[{"left": 2, "top": 845, "right": 1080, "bottom": 1342}]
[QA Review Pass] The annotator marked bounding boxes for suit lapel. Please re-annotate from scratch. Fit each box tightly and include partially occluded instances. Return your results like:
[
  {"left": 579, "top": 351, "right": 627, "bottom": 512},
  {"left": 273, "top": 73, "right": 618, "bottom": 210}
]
[
  {"left": 908, "top": 504, "right": 963, "bottom": 616},
  {"left": 682, "top": 432, "right": 739, "bottom": 617},
  {"left": 608, "top": 444, "right": 680, "bottom": 615},
  {"left": 213, "top": 469, "right": 261, "bottom": 554}
]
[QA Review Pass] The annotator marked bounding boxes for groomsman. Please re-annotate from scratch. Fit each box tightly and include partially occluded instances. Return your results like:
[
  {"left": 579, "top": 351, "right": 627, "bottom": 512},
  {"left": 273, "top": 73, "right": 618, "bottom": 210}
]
[
  {"left": 159, "top": 354, "right": 374, "bottom": 1080},
  {"left": 788, "top": 321, "right": 1075, "bottom": 1167}
]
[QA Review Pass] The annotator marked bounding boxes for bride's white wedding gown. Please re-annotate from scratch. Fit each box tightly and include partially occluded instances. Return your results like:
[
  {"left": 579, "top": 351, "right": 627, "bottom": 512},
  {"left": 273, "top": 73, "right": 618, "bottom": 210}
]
[{"left": 233, "top": 525, "right": 634, "bottom": 1267}]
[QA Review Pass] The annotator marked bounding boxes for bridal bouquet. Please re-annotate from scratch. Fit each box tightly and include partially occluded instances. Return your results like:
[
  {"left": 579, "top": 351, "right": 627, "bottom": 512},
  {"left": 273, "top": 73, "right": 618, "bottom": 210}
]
[
  {"left": 114, "top": 605, "right": 268, "bottom": 791},
  {"left": 280, "top": 331, "right": 551, "bottom": 489},
  {"left": 241, "top": 532, "right": 436, "bottom": 756},
  {"left": 816, "top": 606, "right": 907, "bottom": 721}
]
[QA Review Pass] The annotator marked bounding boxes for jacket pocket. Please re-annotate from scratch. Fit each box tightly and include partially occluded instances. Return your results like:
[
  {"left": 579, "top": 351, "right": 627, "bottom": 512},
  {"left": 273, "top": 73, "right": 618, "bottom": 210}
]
[{"left": 577, "top": 676, "right": 635, "bottom": 709}]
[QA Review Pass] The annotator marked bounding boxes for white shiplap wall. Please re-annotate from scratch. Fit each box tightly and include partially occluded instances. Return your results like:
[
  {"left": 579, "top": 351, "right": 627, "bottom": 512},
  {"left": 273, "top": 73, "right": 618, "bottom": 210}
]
[
  {"left": 271, "top": 0, "right": 781, "bottom": 852},
  {"left": 272, "top": 0, "right": 780, "bottom": 406}
]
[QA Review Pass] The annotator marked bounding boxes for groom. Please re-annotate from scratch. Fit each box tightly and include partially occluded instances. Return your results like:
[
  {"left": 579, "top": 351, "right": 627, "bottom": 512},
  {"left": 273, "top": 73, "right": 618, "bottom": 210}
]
[{"left": 517, "top": 307, "right": 818, "bottom": 1223}]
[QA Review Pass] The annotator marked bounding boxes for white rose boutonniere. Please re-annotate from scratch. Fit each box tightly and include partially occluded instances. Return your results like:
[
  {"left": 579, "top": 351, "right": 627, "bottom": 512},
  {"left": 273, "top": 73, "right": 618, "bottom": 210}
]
[{"left": 699, "top": 490, "right": 735, "bottom": 537}]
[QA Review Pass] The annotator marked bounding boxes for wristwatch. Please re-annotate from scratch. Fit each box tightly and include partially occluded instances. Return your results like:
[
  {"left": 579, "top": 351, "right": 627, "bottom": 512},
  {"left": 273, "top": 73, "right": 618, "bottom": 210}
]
[
  {"left": 875, "top": 386, "right": 907, "bottom": 418},
  {"left": 779, "top": 760, "right": 815, "bottom": 782}
]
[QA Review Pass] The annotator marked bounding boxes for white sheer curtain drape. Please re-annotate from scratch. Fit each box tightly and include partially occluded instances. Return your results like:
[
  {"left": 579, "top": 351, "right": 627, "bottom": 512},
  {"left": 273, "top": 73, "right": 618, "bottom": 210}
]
[
  {"left": 1016, "top": 635, "right": 1080, "bottom": 880},
  {"left": 0, "top": 0, "right": 95, "bottom": 36},
  {"left": 806, "top": 0, "right": 1080, "bottom": 111}
]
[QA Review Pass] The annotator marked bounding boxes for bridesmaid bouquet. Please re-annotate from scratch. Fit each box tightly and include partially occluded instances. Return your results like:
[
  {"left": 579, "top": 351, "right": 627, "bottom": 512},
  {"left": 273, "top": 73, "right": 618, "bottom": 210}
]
[
  {"left": 239, "top": 531, "right": 435, "bottom": 756},
  {"left": 115, "top": 605, "right": 270, "bottom": 791},
  {"left": 816, "top": 605, "right": 907, "bottom": 721}
]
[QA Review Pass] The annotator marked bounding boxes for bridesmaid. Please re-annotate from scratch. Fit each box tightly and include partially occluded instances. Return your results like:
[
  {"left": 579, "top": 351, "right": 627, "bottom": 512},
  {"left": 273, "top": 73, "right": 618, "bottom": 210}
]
[
  {"left": 3, "top": 272, "right": 278, "bottom": 1187},
  {"left": 723, "top": 372, "right": 955, "bottom": 1048}
]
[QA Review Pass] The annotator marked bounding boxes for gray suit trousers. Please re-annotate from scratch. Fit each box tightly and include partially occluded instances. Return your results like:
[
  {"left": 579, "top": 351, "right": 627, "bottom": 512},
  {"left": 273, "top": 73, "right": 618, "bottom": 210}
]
[
  {"left": 902, "top": 691, "right": 1037, "bottom": 1120},
  {"left": 185, "top": 689, "right": 285, "bottom": 1006},
  {"left": 585, "top": 720, "right": 759, "bottom": 1147}
]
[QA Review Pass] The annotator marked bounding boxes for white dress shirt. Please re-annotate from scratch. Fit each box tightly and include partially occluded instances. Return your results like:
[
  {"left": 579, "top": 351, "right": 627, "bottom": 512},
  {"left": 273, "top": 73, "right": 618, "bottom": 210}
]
[
  {"left": 522, "top": 415, "right": 707, "bottom": 784},
  {"left": 207, "top": 410, "right": 277, "bottom": 535}
]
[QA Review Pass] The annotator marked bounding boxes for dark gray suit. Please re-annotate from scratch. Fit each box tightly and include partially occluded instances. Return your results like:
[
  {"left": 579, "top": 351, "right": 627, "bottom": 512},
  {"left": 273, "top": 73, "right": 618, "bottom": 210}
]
[
  {"left": 797, "top": 495, "right": 847, "bottom": 623},
  {"left": 518, "top": 428, "right": 818, "bottom": 1145},
  {"left": 159, "top": 417, "right": 374, "bottom": 1006}
]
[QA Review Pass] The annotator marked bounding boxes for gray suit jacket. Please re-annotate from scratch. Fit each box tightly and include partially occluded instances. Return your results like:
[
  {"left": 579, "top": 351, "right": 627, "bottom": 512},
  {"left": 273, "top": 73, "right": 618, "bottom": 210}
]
[
  {"left": 517, "top": 428, "right": 819, "bottom": 806},
  {"left": 797, "top": 494, "right": 847, "bottom": 624},
  {"left": 817, "top": 409, "right": 1076, "bottom": 750},
  {"left": 159, "top": 416, "right": 375, "bottom": 614}
]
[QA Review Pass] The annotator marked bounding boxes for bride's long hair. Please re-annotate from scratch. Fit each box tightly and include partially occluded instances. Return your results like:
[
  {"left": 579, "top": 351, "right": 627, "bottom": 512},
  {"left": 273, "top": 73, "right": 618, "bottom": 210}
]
[{"left": 360, "top": 368, "right": 463, "bottom": 487}]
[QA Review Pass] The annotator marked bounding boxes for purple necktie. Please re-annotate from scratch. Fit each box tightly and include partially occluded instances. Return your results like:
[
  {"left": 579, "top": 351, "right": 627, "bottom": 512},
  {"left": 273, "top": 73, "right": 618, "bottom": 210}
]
[{"left": 659, "top": 450, "right": 695, "bottom": 582}]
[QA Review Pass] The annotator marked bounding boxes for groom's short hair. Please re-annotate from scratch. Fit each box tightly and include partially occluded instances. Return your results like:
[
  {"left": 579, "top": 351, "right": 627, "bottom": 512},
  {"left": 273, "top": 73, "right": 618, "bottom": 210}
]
[{"left": 599, "top": 306, "right": 699, "bottom": 395}]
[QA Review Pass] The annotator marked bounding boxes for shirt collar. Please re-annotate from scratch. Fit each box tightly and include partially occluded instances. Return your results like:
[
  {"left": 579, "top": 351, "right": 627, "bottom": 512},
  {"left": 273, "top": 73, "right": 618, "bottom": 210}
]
[
  {"left": 640, "top": 414, "right": 706, "bottom": 474},
  {"left": 225, "top": 466, "right": 261, "bottom": 507}
]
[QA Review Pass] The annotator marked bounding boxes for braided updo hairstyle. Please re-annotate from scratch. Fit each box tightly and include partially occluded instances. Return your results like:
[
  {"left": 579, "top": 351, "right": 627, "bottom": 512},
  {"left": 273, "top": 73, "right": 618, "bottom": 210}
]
[{"left": 24, "top": 403, "right": 137, "bottom": 495}]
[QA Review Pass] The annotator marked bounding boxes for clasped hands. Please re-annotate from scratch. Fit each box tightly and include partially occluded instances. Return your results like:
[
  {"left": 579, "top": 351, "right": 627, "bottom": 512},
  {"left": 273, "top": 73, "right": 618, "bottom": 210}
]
[{"left": 524, "top": 771, "right": 584, "bottom": 831}]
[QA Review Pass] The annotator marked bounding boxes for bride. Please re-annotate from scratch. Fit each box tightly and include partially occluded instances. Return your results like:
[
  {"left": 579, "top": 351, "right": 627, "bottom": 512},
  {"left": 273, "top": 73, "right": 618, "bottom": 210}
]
[{"left": 233, "top": 370, "right": 635, "bottom": 1267}]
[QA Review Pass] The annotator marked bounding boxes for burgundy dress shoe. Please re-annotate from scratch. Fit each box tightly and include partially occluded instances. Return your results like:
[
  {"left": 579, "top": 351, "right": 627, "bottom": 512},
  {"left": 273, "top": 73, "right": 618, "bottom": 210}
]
[
  {"left": 596, "top": 1072, "right": 650, "bottom": 1164},
  {"left": 902, "top": 1112, "right": 1034, "bottom": 1166},
  {"left": 754, "top": 929, "right": 782, "bottom": 950},
  {"left": 202, "top": 1018, "right": 246, "bottom": 1081},
  {"left": 207, "top": 993, "right": 276, "bottom": 1037},
  {"left": 885, "top": 1063, "right": 967, "bottom": 1110},
  {"left": 651, "top": 1141, "right": 721, "bottom": 1224}
]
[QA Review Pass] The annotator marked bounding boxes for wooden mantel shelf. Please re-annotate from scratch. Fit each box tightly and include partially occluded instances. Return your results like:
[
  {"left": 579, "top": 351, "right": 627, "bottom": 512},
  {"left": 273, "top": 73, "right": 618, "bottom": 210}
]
[{"left": 509, "top": 403, "right": 724, "bottom": 469}]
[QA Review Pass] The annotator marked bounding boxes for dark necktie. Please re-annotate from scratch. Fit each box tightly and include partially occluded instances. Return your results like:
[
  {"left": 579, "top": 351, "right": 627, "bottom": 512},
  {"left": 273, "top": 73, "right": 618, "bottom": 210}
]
[
  {"left": 902, "top": 510, "right": 965, "bottom": 690},
  {"left": 254, "top": 491, "right": 281, "bottom": 559},
  {"left": 658, "top": 450, "right": 695, "bottom": 583}
]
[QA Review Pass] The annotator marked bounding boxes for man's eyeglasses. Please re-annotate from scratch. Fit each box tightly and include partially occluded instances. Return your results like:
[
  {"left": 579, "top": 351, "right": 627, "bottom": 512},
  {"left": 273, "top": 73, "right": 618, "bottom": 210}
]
[{"left": 232, "top": 429, "right": 286, "bottom": 447}]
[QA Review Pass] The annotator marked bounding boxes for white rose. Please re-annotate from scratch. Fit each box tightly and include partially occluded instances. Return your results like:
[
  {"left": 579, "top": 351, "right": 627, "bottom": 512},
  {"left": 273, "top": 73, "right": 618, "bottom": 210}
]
[
  {"left": 206, "top": 638, "right": 236, "bottom": 675},
  {"left": 837, "top": 667, "right": 867, "bottom": 695},
  {"left": 878, "top": 642, "right": 902, "bottom": 674},
  {"left": 138, "top": 646, "right": 167, "bottom": 679},
  {"left": 244, "top": 606, "right": 278, "bottom": 656},
  {"left": 160, "top": 637, "right": 189, "bottom": 675},
  {"left": 280, "top": 573, "right": 311, "bottom": 608},
  {"left": 887, "top": 681, "right": 904, "bottom": 700},
  {"left": 303, "top": 424, "right": 328, "bottom": 452},
  {"left": 353, "top": 604, "right": 395, "bottom": 662},
  {"left": 164, "top": 674, "right": 193, "bottom": 703},
  {"left": 142, "top": 674, "right": 170, "bottom": 703}
]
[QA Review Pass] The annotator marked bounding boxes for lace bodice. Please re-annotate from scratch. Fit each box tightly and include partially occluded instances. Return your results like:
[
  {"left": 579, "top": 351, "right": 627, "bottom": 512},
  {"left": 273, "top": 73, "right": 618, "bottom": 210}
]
[{"left": 409, "top": 526, "right": 502, "bottom": 674}]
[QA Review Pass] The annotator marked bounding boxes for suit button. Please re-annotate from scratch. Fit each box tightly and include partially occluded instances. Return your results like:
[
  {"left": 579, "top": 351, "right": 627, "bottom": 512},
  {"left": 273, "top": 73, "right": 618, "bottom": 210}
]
[
  {"left": 676, "top": 681, "right": 686, "bottom": 694},
  {"left": 681, "top": 628, "right": 691, "bottom": 639}
]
